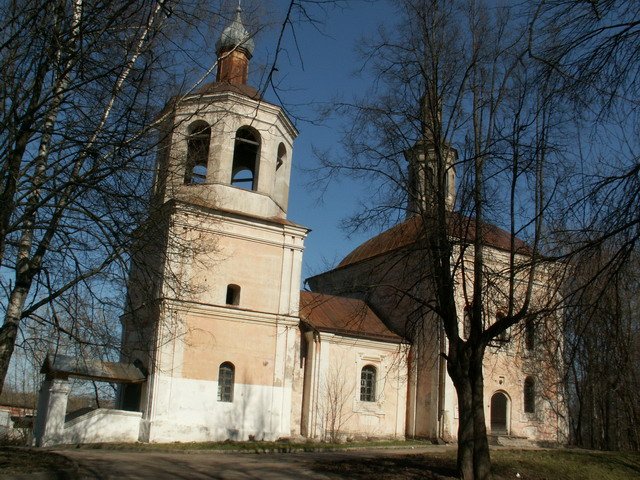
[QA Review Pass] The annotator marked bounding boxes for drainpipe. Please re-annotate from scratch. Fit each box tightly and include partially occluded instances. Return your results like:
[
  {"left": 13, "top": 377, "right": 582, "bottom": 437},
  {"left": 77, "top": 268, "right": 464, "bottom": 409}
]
[
  {"left": 301, "top": 329, "right": 320, "bottom": 438},
  {"left": 410, "top": 344, "right": 418, "bottom": 438},
  {"left": 437, "top": 322, "right": 447, "bottom": 441}
]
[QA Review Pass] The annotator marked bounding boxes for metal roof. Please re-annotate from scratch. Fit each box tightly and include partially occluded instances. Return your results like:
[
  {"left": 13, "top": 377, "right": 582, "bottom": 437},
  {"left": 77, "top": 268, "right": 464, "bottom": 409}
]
[
  {"left": 299, "top": 291, "right": 403, "bottom": 343},
  {"left": 338, "top": 212, "right": 532, "bottom": 269}
]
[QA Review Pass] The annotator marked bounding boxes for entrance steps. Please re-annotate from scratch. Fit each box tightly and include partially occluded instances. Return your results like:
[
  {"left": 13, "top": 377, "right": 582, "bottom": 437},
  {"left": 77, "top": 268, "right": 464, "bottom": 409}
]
[{"left": 488, "top": 434, "right": 535, "bottom": 448}]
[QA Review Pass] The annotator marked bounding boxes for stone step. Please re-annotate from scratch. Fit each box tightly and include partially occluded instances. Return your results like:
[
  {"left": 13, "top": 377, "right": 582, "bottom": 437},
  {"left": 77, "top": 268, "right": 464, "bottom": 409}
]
[{"left": 489, "top": 435, "right": 535, "bottom": 448}]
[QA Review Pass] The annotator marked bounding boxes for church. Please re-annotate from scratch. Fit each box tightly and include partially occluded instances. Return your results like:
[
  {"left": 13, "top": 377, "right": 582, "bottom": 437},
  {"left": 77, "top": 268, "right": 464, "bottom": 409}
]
[{"left": 33, "top": 8, "right": 566, "bottom": 446}]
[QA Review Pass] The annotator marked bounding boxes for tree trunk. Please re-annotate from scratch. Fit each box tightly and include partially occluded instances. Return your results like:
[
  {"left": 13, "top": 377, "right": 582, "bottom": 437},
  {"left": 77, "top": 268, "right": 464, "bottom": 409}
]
[
  {"left": 471, "top": 347, "right": 491, "bottom": 480},
  {"left": 450, "top": 344, "right": 492, "bottom": 480},
  {"left": 0, "top": 286, "right": 29, "bottom": 393},
  {"left": 454, "top": 374, "right": 474, "bottom": 480}
]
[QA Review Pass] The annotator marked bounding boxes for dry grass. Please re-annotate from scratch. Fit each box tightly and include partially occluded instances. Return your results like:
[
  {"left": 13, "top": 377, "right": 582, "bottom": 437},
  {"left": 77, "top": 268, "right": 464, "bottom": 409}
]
[
  {"left": 312, "top": 448, "right": 640, "bottom": 479},
  {"left": 0, "top": 447, "right": 76, "bottom": 475}
]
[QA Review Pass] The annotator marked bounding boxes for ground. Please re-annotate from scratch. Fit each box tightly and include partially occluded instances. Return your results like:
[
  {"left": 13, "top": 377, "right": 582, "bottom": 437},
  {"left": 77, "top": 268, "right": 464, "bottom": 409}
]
[{"left": 0, "top": 444, "right": 638, "bottom": 479}]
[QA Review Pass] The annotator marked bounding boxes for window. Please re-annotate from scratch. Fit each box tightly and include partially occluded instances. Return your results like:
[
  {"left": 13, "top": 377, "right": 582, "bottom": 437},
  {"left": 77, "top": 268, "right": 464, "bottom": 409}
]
[
  {"left": 231, "top": 127, "right": 260, "bottom": 190},
  {"left": 524, "top": 376, "right": 535, "bottom": 413},
  {"left": 525, "top": 318, "right": 535, "bottom": 350},
  {"left": 276, "top": 143, "right": 286, "bottom": 170},
  {"left": 360, "top": 365, "right": 377, "bottom": 402},
  {"left": 185, "top": 121, "right": 211, "bottom": 184},
  {"left": 217, "top": 362, "right": 235, "bottom": 402},
  {"left": 463, "top": 304, "right": 472, "bottom": 339},
  {"left": 226, "top": 284, "right": 240, "bottom": 306},
  {"left": 495, "top": 311, "right": 509, "bottom": 343}
]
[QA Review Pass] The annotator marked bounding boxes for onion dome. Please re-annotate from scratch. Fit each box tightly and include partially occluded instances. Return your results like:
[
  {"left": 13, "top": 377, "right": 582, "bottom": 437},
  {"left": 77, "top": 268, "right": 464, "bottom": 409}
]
[{"left": 216, "top": 6, "right": 255, "bottom": 58}]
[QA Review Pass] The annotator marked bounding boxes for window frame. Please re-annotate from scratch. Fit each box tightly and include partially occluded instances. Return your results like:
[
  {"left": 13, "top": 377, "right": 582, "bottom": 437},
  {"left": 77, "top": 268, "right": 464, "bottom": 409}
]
[
  {"left": 360, "top": 365, "right": 377, "bottom": 402},
  {"left": 525, "top": 318, "right": 535, "bottom": 350},
  {"left": 524, "top": 376, "right": 535, "bottom": 413},
  {"left": 217, "top": 362, "right": 235, "bottom": 403}
]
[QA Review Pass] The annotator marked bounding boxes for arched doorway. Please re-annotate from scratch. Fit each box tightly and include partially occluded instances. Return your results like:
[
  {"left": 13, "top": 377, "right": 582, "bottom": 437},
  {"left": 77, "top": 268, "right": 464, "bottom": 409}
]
[{"left": 490, "top": 391, "right": 509, "bottom": 434}]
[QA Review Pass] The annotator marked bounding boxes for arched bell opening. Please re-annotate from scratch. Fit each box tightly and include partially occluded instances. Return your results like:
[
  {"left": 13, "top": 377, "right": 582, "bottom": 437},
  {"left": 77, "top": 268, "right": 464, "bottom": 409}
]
[{"left": 231, "top": 126, "right": 260, "bottom": 190}]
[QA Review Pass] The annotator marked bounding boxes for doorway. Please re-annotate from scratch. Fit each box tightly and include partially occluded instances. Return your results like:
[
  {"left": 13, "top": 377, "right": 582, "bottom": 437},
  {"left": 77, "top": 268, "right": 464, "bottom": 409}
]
[{"left": 490, "top": 391, "right": 509, "bottom": 434}]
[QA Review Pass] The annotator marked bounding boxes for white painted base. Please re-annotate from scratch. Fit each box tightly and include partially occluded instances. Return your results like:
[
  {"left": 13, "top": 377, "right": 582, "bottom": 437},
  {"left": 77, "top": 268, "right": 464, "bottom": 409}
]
[
  {"left": 144, "top": 374, "right": 293, "bottom": 443},
  {"left": 63, "top": 409, "right": 142, "bottom": 444}
]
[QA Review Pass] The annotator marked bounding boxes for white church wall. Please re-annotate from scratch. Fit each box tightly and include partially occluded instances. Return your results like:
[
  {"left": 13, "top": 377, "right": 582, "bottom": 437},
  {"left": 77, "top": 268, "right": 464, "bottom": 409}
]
[
  {"left": 306, "top": 333, "right": 408, "bottom": 441},
  {"left": 145, "top": 373, "right": 292, "bottom": 442},
  {"left": 63, "top": 409, "right": 142, "bottom": 444}
]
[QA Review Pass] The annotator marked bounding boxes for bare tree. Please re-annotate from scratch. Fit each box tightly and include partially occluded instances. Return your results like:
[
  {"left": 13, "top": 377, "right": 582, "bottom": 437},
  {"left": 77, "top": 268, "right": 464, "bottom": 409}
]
[
  {"left": 318, "top": 363, "right": 354, "bottom": 442},
  {"left": 0, "top": 0, "right": 346, "bottom": 396},
  {"left": 0, "top": 0, "right": 267, "bottom": 394},
  {"left": 562, "top": 248, "right": 640, "bottom": 451},
  {"left": 313, "top": 1, "right": 570, "bottom": 478},
  {"left": 528, "top": 0, "right": 640, "bottom": 452}
]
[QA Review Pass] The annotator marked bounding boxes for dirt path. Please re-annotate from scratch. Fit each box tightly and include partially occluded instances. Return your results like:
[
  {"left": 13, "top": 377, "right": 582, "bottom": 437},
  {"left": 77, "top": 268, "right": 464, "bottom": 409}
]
[{"left": 56, "top": 446, "right": 456, "bottom": 480}]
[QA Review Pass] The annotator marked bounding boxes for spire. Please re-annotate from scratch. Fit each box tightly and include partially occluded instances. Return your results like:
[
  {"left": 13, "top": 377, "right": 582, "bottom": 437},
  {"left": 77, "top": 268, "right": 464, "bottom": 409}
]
[{"left": 216, "top": 5, "right": 254, "bottom": 85}]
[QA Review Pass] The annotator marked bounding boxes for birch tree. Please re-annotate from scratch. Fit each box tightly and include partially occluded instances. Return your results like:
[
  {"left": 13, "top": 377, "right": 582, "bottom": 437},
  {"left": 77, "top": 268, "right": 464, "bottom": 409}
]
[{"left": 0, "top": 0, "right": 232, "bottom": 394}]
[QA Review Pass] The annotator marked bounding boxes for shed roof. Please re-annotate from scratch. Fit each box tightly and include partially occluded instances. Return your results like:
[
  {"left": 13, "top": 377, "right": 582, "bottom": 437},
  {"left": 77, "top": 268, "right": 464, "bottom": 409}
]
[
  {"left": 299, "top": 291, "right": 403, "bottom": 343},
  {"left": 41, "top": 353, "right": 146, "bottom": 384}
]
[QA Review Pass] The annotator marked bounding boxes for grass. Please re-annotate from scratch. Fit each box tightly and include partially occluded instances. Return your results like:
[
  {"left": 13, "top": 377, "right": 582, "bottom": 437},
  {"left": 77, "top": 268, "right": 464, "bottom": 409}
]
[
  {"left": 314, "top": 448, "right": 640, "bottom": 479},
  {"left": 69, "top": 438, "right": 428, "bottom": 453},
  {"left": 0, "top": 447, "right": 76, "bottom": 475},
  {"left": 490, "top": 448, "right": 640, "bottom": 480}
]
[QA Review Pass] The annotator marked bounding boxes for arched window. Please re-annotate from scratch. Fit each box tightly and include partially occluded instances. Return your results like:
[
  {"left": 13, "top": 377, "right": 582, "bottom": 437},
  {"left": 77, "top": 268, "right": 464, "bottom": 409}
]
[
  {"left": 231, "top": 127, "right": 260, "bottom": 190},
  {"left": 524, "top": 376, "right": 535, "bottom": 413},
  {"left": 495, "top": 311, "right": 509, "bottom": 343},
  {"left": 525, "top": 318, "right": 535, "bottom": 350},
  {"left": 217, "top": 362, "right": 235, "bottom": 402},
  {"left": 276, "top": 143, "right": 286, "bottom": 171},
  {"left": 463, "top": 304, "right": 472, "bottom": 339},
  {"left": 185, "top": 121, "right": 210, "bottom": 184},
  {"left": 360, "top": 365, "right": 377, "bottom": 402},
  {"left": 226, "top": 284, "right": 240, "bottom": 306}
]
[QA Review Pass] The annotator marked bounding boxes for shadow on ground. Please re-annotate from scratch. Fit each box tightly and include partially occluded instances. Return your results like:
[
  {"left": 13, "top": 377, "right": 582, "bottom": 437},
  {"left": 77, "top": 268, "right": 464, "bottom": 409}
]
[
  {"left": 0, "top": 447, "right": 77, "bottom": 478},
  {"left": 310, "top": 453, "right": 458, "bottom": 480}
]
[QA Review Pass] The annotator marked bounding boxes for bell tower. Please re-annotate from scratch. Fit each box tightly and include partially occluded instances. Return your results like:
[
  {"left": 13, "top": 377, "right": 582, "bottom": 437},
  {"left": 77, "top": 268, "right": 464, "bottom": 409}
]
[
  {"left": 123, "top": 7, "right": 308, "bottom": 443},
  {"left": 151, "top": 6, "right": 296, "bottom": 220}
]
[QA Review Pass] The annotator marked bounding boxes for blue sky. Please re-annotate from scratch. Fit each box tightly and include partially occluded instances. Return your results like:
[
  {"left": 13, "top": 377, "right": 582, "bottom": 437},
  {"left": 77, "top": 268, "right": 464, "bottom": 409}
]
[{"left": 252, "top": 1, "right": 398, "bottom": 282}]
